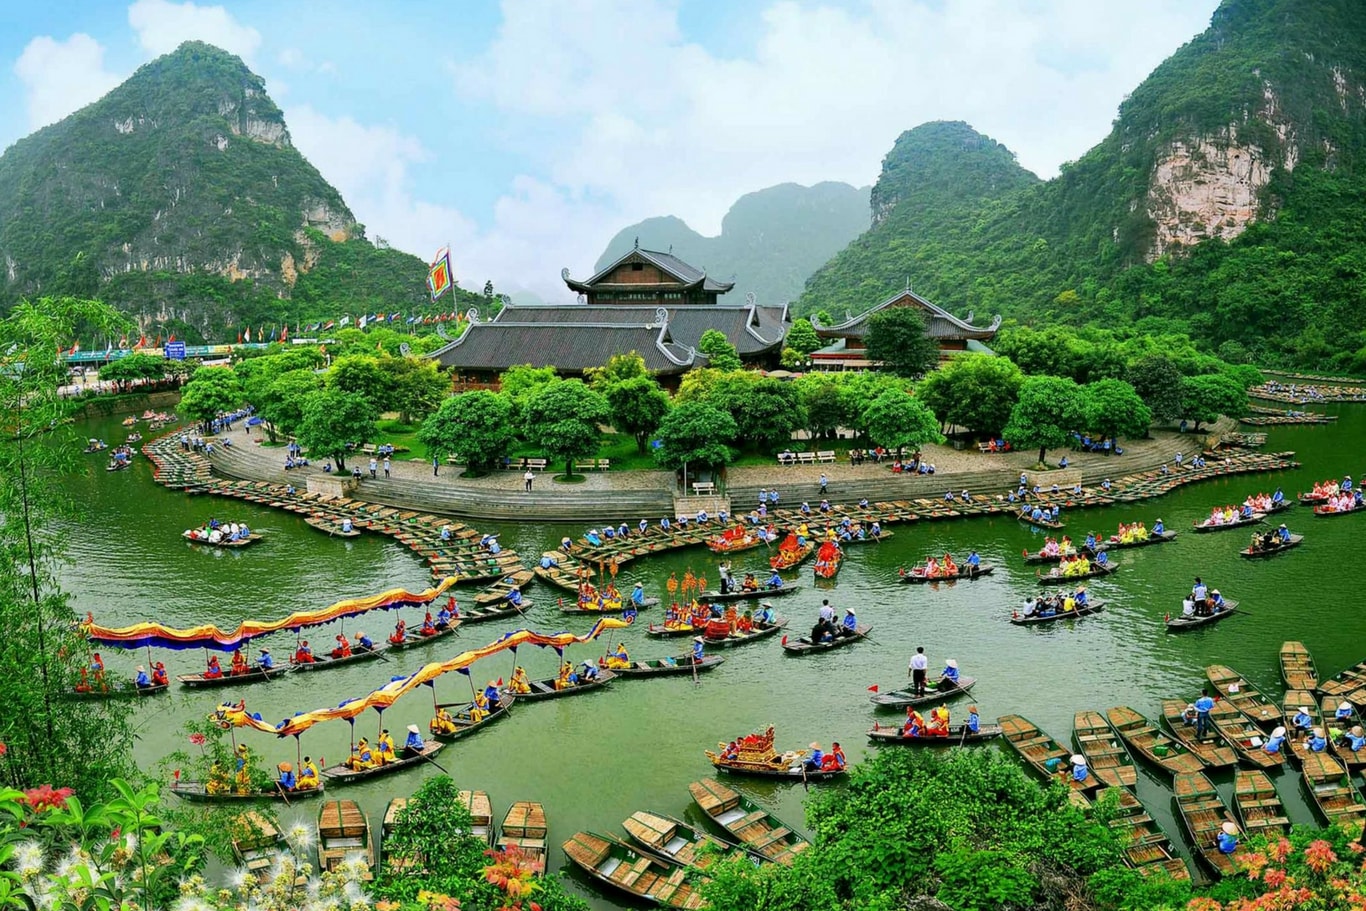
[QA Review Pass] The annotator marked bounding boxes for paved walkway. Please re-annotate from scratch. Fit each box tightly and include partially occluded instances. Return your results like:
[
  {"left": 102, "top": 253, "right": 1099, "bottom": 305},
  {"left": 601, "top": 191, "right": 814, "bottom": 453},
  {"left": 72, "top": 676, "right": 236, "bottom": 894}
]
[{"left": 204, "top": 421, "right": 1238, "bottom": 522}]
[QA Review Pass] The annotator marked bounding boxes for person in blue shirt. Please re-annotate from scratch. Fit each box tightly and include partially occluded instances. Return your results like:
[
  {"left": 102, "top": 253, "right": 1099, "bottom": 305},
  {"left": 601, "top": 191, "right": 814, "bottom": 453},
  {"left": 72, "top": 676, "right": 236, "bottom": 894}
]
[
  {"left": 1194, "top": 690, "right": 1216, "bottom": 739},
  {"left": 602, "top": 525, "right": 615, "bottom": 539},
  {"left": 404, "top": 724, "right": 426, "bottom": 755},
  {"left": 1292, "top": 705, "right": 1314, "bottom": 738},
  {"left": 506, "top": 587, "right": 524, "bottom": 608},
  {"left": 870, "top": 522, "right": 882, "bottom": 539},
  {"left": 1344, "top": 476, "right": 1354, "bottom": 492},
  {"left": 1101, "top": 478, "right": 1112, "bottom": 491},
  {"left": 1152, "top": 518, "right": 1164, "bottom": 534},
  {"left": 1308, "top": 728, "right": 1328, "bottom": 752},
  {"left": 436, "top": 604, "right": 453, "bottom": 629},
  {"left": 769, "top": 491, "right": 780, "bottom": 506},
  {"left": 767, "top": 569, "right": 784, "bottom": 589},
  {"left": 1216, "top": 822, "right": 1239, "bottom": 855},
  {"left": 1083, "top": 532, "right": 1098, "bottom": 551},
  {"left": 966, "top": 551, "right": 981, "bottom": 570},
  {"left": 858, "top": 497, "right": 869, "bottom": 508},
  {"left": 1337, "top": 701, "right": 1355, "bottom": 723},
  {"left": 801, "top": 501, "right": 812, "bottom": 514},
  {"left": 839, "top": 608, "right": 859, "bottom": 637},
  {"left": 258, "top": 649, "right": 274, "bottom": 670},
  {"left": 277, "top": 761, "right": 296, "bottom": 791},
  {"left": 1263, "top": 726, "right": 1286, "bottom": 754},
  {"left": 1272, "top": 488, "right": 1284, "bottom": 505},
  {"left": 134, "top": 665, "right": 151, "bottom": 688},
  {"left": 618, "top": 523, "right": 629, "bottom": 538},
  {"left": 1050, "top": 505, "right": 1060, "bottom": 521},
  {"left": 1277, "top": 524, "right": 1292, "bottom": 543},
  {"left": 966, "top": 706, "right": 980, "bottom": 733},
  {"left": 631, "top": 583, "right": 647, "bottom": 607},
  {"left": 1343, "top": 725, "right": 1366, "bottom": 752},
  {"left": 756, "top": 604, "right": 777, "bottom": 626},
  {"left": 357, "top": 631, "right": 374, "bottom": 651},
  {"left": 638, "top": 518, "right": 648, "bottom": 534},
  {"left": 804, "top": 742, "right": 824, "bottom": 771},
  {"left": 483, "top": 681, "right": 502, "bottom": 712},
  {"left": 1074, "top": 588, "right": 1089, "bottom": 607},
  {"left": 1070, "top": 754, "right": 1089, "bottom": 783},
  {"left": 539, "top": 553, "right": 557, "bottom": 569},
  {"left": 692, "top": 637, "right": 705, "bottom": 662},
  {"left": 1095, "top": 550, "right": 1109, "bottom": 567},
  {"left": 660, "top": 516, "right": 671, "bottom": 531},
  {"left": 941, "top": 659, "right": 960, "bottom": 686}
]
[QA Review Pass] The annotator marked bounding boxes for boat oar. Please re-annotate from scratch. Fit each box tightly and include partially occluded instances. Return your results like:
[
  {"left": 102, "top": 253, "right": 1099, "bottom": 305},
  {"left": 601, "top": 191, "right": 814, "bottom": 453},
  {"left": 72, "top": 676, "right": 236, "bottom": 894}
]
[
  {"left": 275, "top": 778, "right": 292, "bottom": 807},
  {"left": 413, "top": 747, "right": 451, "bottom": 776}
]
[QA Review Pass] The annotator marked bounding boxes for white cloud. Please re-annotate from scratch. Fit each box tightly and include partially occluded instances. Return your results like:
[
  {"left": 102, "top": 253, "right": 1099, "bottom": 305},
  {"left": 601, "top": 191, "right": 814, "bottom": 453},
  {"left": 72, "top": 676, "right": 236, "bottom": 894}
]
[
  {"left": 128, "top": 0, "right": 262, "bottom": 62},
  {"left": 13, "top": 34, "right": 121, "bottom": 131}
]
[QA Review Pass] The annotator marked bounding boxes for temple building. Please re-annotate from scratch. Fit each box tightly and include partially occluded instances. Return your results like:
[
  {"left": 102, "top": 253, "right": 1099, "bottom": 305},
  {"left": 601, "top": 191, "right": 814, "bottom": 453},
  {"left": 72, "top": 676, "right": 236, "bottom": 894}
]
[
  {"left": 808, "top": 288, "right": 1000, "bottom": 370},
  {"left": 429, "top": 246, "right": 789, "bottom": 385}
]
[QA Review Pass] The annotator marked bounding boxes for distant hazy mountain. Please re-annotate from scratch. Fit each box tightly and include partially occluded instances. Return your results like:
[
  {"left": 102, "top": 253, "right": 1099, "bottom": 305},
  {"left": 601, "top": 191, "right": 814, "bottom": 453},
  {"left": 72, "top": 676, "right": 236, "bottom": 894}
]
[{"left": 596, "top": 181, "right": 869, "bottom": 306}]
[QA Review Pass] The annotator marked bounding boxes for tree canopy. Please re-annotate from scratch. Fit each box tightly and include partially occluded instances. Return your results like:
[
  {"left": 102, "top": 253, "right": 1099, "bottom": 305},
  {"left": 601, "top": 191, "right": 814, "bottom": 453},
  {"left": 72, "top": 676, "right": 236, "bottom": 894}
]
[
  {"left": 1082, "top": 378, "right": 1152, "bottom": 440},
  {"left": 1003, "top": 375, "right": 1087, "bottom": 465},
  {"left": 698, "top": 329, "right": 742, "bottom": 371},
  {"left": 97, "top": 352, "right": 168, "bottom": 390},
  {"left": 418, "top": 390, "right": 517, "bottom": 475},
  {"left": 861, "top": 390, "right": 943, "bottom": 456},
  {"left": 177, "top": 366, "right": 243, "bottom": 422},
  {"left": 604, "top": 375, "right": 671, "bottom": 454},
  {"left": 1181, "top": 373, "right": 1248, "bottom": 429},
  {"left": 916, "top": 353, "right": 1025, "bottom": 436},
  {"left": 863, "top": 307, "right": 940, "bottom": 378},
  {"left": 652, "top": 401, "right": 738, "bottom": 472},
  {"left": 522, "top": 380, "right": 609, "bottom": 478},
  {"left": 296, "top": 388, "right": 378, "bottom": 470}
]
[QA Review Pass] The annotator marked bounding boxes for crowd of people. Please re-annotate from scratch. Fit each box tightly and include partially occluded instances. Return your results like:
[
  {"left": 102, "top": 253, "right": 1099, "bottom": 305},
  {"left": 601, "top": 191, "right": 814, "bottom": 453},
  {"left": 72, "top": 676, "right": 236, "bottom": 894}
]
[
  {"left": 1017, "top": 589, "right": 1093, "bottom": 619},
  {"left": 184, "top": 519, "right": 252, "bottom": 544},
  {"left": 1179, "top": 577, "right": 1228, "bottom": 618},
  {"left": 342, "top": 723, "right": 429, "bottom": 771}
]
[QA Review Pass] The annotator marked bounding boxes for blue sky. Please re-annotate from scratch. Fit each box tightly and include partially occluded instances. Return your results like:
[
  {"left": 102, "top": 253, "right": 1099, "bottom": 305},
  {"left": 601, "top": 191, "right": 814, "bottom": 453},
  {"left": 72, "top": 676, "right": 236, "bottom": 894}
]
[{"left": 1, "top": 1, "right": 1220, "bottom": 301}]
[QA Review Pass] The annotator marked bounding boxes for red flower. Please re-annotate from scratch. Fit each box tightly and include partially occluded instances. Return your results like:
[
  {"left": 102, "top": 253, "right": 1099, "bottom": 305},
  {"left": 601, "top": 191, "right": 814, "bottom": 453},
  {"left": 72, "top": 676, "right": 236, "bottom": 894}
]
[
  {"left": 22, "top": 784, "right": 74, "bottom": 812},
  {"left": 1263, "top": 867, "right": 1286, "bottom": 888},
  {"left": 188, "top": 733, "right": 206, "bottom": 746},
  {"left": 0, "top": 741, "right": 8, "bottom": 757},
  {"left": 1305, "top": 839, "right": 1338, "bottom": 873}
]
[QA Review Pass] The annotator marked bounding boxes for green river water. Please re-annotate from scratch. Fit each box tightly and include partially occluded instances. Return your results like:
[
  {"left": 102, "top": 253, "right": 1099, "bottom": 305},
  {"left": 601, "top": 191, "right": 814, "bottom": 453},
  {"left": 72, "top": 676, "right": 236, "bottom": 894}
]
[{"left": 54, "top": 405, "right": 1366, "bottom": 904}]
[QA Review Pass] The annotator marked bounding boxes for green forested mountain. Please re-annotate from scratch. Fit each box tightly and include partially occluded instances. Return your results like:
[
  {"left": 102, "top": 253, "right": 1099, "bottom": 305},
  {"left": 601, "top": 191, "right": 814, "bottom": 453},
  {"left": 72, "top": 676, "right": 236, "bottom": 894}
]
[
  {"left": 0, "top": 41, "right": 476, "bottom": 342},
  {"left": 800, "top": 0, "right": 1366, "bottom": 370},
  {"left": 596, "top": 181, "right": 869, "bottom": 306}
]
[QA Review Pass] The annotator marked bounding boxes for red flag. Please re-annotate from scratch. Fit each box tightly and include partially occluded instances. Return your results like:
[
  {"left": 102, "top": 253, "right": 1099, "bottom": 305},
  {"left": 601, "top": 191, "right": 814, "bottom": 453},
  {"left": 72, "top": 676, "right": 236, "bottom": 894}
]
[
  {"left": 867, "top": 684, "right": 879, "bottom": 693},
  {"left": 132, "top": 334, "right": 146, "bottom": 350},
  {"left": 168, "top": 333, "right": 175, "bottom": 343},
  {"left": 496, "top": 677, "right": 504, "bottom": 686},
  {"left": 781, "top": 635, "right": 788, "bottom": 646},
  {"left": 67, "top": 342, "right": 78, "bottom": 355},
  {"left": 237, "top": 331, "right": 243, "bottom": 344},
  {"left": 153, "top": 334, "right": 162, "bottom": 347},
  {"left": 280, "top": 325, "right": 288, "bottom": 342}
]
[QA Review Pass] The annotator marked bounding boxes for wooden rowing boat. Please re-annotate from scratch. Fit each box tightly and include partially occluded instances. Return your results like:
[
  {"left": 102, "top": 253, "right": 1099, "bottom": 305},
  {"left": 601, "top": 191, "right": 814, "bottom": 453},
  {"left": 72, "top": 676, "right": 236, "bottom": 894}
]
[
  {"left": 869, "top": 676, "right": 976, "bottom": 707},
  {"left": 1283, "top": 692, "right": 1322, "bottom": 764},
  {"left": 318, "top": 800, "right": 375, "bottom": 880},
  {"left": 1096, "top": 529, "right": 1179, "bottom": 551},
  {"left": 177, "top": 665, "right": 290, "bottom": 688},
  {"left": 1036, "top": 561, "right": 1118, "bottom": 586},
  {"left": 429, "top": 695, "right": 516, "bottom": 741},
  {"left": 706, "top": 752, "right": 846, "bottom": 781},
  {"left": 290, "top": 646, "right": 385, "bottom": 672},
  {"left": 866, "top": 720, "right": 1002, "bottom": 744},
  {"left": 460, "top": 790, "right": 495, "bottom": 846},
  {"left": 812, "top": 542, "right": 842, "bottom": 579},
  {"left": 608, "top": 655, "right": 725, "bottom": 677},
  {"left": 1105, "top": 706, "right": 1206, "bottom": 775},
  {"left": 170, "top": 779, "right": 325, "bottom": 803},
  {"left": 512, "top": 669, "right": 616, "bottom": 701},
  {"left": 304, "top": 515, "right": 361, "bottom": 538},
  {"left": 562, "top": 831, "right": 705, "bottom": 908},
  {"left": 1280, "top": 641, "right": 1318, "bottom": 691},
  {"left": 780, "top": 624, "right": 871, "bottom": 654},
  {"left": 497, "top": 801, "right": 548, "bottom": 869},
  {"left": 1206, "top": 665, "right": 1281, "bottom": 728},
  {"left": 1159, "top": 700, "right": 1237, "bottom": 769},
  {"left": 559, "top": 597, "right": 656, "bottom": 615},
  {"left": 1192, "top": 512, "right": 1265, "bottom": 533},
  {"left": 471, "top": 570, "right": 535, "bottom": 605},
  {"left": 1321, "top": 696, "right": 1366, "bottom": 772},
  {"left": 388, "top": 623, "right": 461, "bottom": 651},
  {"left": 1165, "top": 600, "right": 1239, "bottom": 630},
  {"left": 182, "top": 530, "right": 262, "bottom": 547},
  {"left": 454, "top": 602, "right": 528, "bottom": 625},
  {"left": 1073, "top": 710, "right": 1137, "bottom": 788},
  {"left": 1317, "top": 659, "right": 1366, "bottom": 702},
  {"left": 687, "top": 778, "right": 808, "bottom": 865},
  {"left": 998, "top": 714, "right": 1099, "bottom": 794},
  {"left": 900, "top": 563, "right": 995, "bottom": 584},
  {"left": 230, "top": 811, "right": 290, "bottom": 885},
  {"left": 1098, "top": 788, "right": 1190, "bottom": 880},
  {"left": 623, "top": 811, "right": 751, "bottom": 870},
  {"left": 646, "top": 619, "right": 787, "bottom": 644},
  {"left": 322, "top": 742, "right": 445, "bottom": 783},
  {"left": 67, "top": 682, "right": 169, "bottom": 699},
  {"left": 1009, "top": 600, "right": 1106, "bottom": 625},
  {"left": 1019, "top": 513, "right": 1065, "bottom": 530},
  {"left": 769, "top": 540, "right": 814, "bottom": 570},
  {"left": 1240, "top": 533, "right": 1303, "bottom": 557},
  {"left": 693, "top": 582, "right": 801, "bottom": 602},
  {"left": 1314, "top": 502, "right": 1365, "bottom": 517},
  {"left": 1173, "top": 771, "right": 1239, "bottom": 878},
  {"left": 1300, "top": 751, "right": 1366, "bottom": 837},
  {"left": 1209, "top": 706, "right": 1285, "bottom": 769},
  {"left": 1234, "top": 769, "right": 1290, "bottom": 837}
]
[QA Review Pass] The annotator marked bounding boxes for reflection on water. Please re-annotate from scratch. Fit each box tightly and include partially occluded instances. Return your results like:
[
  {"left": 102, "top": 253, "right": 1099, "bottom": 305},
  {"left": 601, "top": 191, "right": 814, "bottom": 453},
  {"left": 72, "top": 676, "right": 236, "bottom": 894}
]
[{"left": 53, "top": 408, "right": 1366, "bottom": 903}]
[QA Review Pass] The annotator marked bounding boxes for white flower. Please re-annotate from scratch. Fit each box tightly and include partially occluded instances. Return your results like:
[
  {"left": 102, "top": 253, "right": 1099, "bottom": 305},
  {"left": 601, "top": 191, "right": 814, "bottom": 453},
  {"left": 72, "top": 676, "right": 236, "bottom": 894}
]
[
  {"left": 228, "top": 867, "right": 254, "bottom": 891},
  {"left": 286, "top": 822, "right": 314, "bottom": 849},
  {"left": 14, "top": 841, "right": 44, "bottom": 878},
  {"left": 172, "top": 895, "right": 213, "bottom": 911}
]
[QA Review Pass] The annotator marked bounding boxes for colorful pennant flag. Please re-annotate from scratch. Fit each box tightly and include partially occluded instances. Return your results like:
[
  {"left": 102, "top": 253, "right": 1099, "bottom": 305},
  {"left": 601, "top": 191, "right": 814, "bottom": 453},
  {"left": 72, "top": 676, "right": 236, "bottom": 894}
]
[{"left": 428, "top": 246, "right": 453, "bottom": 301}]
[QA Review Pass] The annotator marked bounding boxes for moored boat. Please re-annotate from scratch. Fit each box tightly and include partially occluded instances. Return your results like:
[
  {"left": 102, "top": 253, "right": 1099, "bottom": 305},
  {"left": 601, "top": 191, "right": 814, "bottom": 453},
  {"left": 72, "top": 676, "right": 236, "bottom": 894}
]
[
  {"left": 1280, "top": 641, "right": 1318, "bottom": 691},
  {"left": 1234, "top": 769, "right": 1290, "bottom": 837},
  {"left": 998, "top": 714, "right": 1100, "bottom": 795},
  {"left": 1206, "top": 665, "right": 1281, "bottom": 728},
  {"left": 562, "top": 831, "right": 705, "bottom": 908},
  {"left": 1283, "top": 692, "right": 1322, "bottom": 764},
  {"left": 497, "top": 801, "right": 548, "bottom": 869},
  {"left": 304, "top": 515, "right": 361, "bottom": 538},
  {"left": 1173, "top": 771, "right": 1240, "bottom": 878},
  {"left": 1165, "top": 600, "right": 1239, "bottom": 630},
  {"left": 1073, "top": 710, "right": 1137, "bottom": 788},
  {"left": 170, "top": 778, "right": 325, "bottom": 803},
  {"left": 321, "top": 741, "right": 445, "bottom": 783},
  {"left": 692, "top": 582, "right": 801, "bottom": 603},
  {"left": 230, "top": 811, "right": 289, "bottom": 885},
  {"left": 1240, "top": 533, "right": 1304, "bottom": 557},
  {"left": 1159, "top": 700, "right": 1237, "bottom": 770},
  {"left": 1105, "top": 706, "right": 1206, "bottom": 775},
  {"left": 704, "top": 727, "right": 846, "bottom": 781},
  {"left": 471, "top": 570, "right": 535, "bottom": 605},
  {"left": 1098, "top": 787, "right": 1190, "bottom": 880},
  {"left": 608, "top": 655, "right": 725, "bottom": 677},
  {"left": 1209, "top": 707, "right": 1285, "bottom": 769},
  {"left": 511, "top": 668, "right": 616, "bottom": 701},
  {"left": 867, "top": 719, "right": 1002, "bottom": 744},
  {"left": 1019, "top": 513, "right": 1065, "bottom": 530},
  {"left": 779, "top": 624, "right": 871, "bottom": 654},
  {"left": 460, "top": 790, "right": 495, "bottom": 846},
  {"left": 1300, "top": 751, "right": 1366, "bottom": 837},
  {"left": 177, "top": 664, "right": 290, "bottom": 689},
  {"left": 687, "top": 778, "right": 808, "bottom": 865},
  {"left": 869, "top": 676, "right": 976, "bottom": 708},
  {"left": 318, "top": 799, "right": 375, "bottom": 880},
  {"left": 623, "top": 810, "right": 749, "bottom": 869},
  {"left": 68, "top": 681, "right": 169, "bottom": 699},
  {"left": 429, "top": 695, "right": 516, "bottom": 741},
  {"left": 182, "top": 528, "right": 262, "bottom": 547},
  {"left": 1316, "top": 659, "right": 1366, "bottom": 702}
]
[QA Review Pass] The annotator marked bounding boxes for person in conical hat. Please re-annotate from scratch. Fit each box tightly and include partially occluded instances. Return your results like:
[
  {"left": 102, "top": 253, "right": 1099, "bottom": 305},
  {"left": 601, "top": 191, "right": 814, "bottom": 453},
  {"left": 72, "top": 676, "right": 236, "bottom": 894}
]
[
  {"left": 1264, "top": 726, "right": 1287, "bottom": 754},
  {"left": 404, "top": 723, "right": 426, "bottom": 753},
  {"left": 1216, "top": 821, "right": 1240, "bottom": 855},
  {"left": 1070, "top": 754, "right": 1089, "bottom": 783},
  {"left": 804, "top": 742, "right": 825, "bottom": 771}
]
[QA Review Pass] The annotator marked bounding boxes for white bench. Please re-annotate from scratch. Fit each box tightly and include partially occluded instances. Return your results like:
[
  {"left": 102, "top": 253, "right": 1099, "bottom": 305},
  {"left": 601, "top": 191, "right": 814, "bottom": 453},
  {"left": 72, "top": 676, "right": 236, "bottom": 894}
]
[
  {"left": 797, "top": 452, "right": 817, "bottom": 465},
  {"left": 816, "top": 450, "right": 837, "bottom": 463},
  {"left": 692, "top": 482, "right": 716, "bottom": 495}
]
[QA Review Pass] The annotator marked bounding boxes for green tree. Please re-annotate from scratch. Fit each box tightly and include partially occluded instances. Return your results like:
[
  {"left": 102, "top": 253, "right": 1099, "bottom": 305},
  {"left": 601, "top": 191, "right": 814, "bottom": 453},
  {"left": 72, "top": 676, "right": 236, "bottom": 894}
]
[
  {"left": 698, "top": 329, "right": 742, "bottom": 371},
  {"left": 1082, "top": 378, "right": 1152, "bottom": 440},
  {"left": 1180, "top": 373, "right": 1248, "bottom": 430},
  {"left": 916, "top": 354, "right": 1024, "bottom": 436},
  {"left": 258, "top": 368, "right": 323, "bottom": 439},
  {"left": 711, "top": 375, "right": 807, "bottom": 453},
  {"left": 177, "top": 365, "right": 244, "bottom": 423},
  {"left": 523, "top": 380, "right": 609, "bottom": 478},
  {"left": 235, "top": 350, "right": 323, "bottom": 442},
  {"left": 584, "top": 351, "right": 648, "bottom": 390},
  {"left": 863, "top": 307, "right": 940, "bottom": 378},
  {"left": 653, "top": 402, "right": 738, "bottom": 473},
  {"left": 383, "top": 356, "right": 449, "bottom": 424},
  {"left": 795, "top": 373, "right": 846, "bottom": 439},
  {"left": 1003, "top": 375, "right": 1087, "bottom": 466},
  {"left": 861, "top": 390, "right": 942, "bottom": 458},
  {"left": 1125, "top": 353, "right": 1186, "bottom": 423},
  {"left": 500, "top": 363, "right": 559, "bottom": 408},
  {"left": 604, "top": 375, "right": 671, "bottom": 453},
  {"left": 296, "top": 388, "right": 378, "bottom": 470},
  {"left": 674, "top": 367, "right": 724, "bottom": 404},
  {"left": 785, "top": 318, "right": 822, "bottom": 355},
  {"left": 418, "top": 391, "right": 516, "bottom": 475},
  {"left": 326, "top": 355, "right": 390, "bottom": 411},
  {"left": 0, "top": 296, "right": 137, "bottom": 798},
  {"left": 97, "top": 352, "right": 168, "bottom": 391}
]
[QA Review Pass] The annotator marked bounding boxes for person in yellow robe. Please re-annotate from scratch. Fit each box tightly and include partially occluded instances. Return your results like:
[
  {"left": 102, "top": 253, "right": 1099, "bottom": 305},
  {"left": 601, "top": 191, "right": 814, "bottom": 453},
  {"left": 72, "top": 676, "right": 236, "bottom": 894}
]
[
  {"left": 554, "top": 661, "right": 574, "bottom": 690},
  {"left": 296, "top": 756, "right": 320, "bottom": 789},
  {"left": 604, "top": 643, "right": 630, "bottom": 669},
  {"left": 432, "top": 707, "right": 458, "bottom": 735},
  {"left": 376, "top": 729, "right": 396, "bottom": 764},
  {"left": 508, "top": 666, "right": 532, "bottom": 694}
]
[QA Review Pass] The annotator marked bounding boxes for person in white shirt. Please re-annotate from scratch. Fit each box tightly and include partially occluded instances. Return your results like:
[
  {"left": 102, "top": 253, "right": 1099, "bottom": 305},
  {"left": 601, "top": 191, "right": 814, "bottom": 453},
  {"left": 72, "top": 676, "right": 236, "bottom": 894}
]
[
  {"left": 818, "top": 599, "right": 835, "bottom": 624},
  {"left": 909, "top": 647, "right": 928, "bottom": 696}
]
